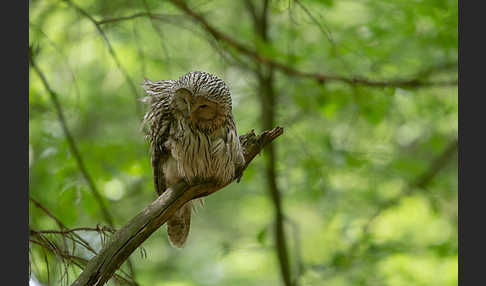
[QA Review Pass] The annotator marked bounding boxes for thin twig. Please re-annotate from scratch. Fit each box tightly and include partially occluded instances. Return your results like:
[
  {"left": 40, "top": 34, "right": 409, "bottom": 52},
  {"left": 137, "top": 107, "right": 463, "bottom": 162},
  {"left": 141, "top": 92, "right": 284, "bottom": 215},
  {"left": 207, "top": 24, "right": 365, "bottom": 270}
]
[
  {"left": 30, "top": 226, "right": 136, "bottom": 284},
  {"left": 29, "top": 22, "right": 82, "bottom": 111},
  {"left": 96, "top": 8, "right": 457, "bottom": 89},
  {"left": 29, "top": 197, "right": 98, "bottom": 255},
  {"left": 293, "top": 0, "right": 355, "bottom": 76},
  {"left": 29, "top": 199, "right": 135, "bottom": 283},
  {"left": 29, "top": 197, "right": 65, "bottom": 228},
  {"left": 29, "top": 49, "right": 115, "bottom": 227},
  {"left": 140, "top": 0, "right": 170, "bottom": 62},
  {"left": 71, "top": 127, "right": 284, "bottom": 286},
  {"left": 61, "top": 0, "right": 142, "bottom": 115},
  {"left": 98, "top": 12, "right": 150, "bottom": 25},
  {"left": 94, "top": 7, "right": 457, "bottom": 88},
  {"left": 29, "top": 48, "right": 134, "bottom": 279},
  {"left": 294, "top": 0, "right": 336, "bottom": 53},
  {"left": 30, "top": 226, "right": 115, "bottom": 235},
  {"left": 338, "top": 139, "right": 458, "bottom": 269},
  {"left": 167, "top": 0, "right": 457, "bottom": 88},
  {"left": 97, "top": 12, "right": 186, "bottom": 25},
  {"left": 30, "top": 238, "right": 137, "bottom": 286}
]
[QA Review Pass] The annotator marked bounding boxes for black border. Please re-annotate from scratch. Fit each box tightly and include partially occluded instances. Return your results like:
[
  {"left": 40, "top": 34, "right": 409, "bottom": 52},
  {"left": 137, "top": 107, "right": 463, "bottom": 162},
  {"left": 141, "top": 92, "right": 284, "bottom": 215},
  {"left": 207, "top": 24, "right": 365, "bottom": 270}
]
[
  {"left": 458, "top": 0, "right": 481, "bottom": 285},
  {"left": 4, "top": 0, "right": 29, "bottom": 284}
]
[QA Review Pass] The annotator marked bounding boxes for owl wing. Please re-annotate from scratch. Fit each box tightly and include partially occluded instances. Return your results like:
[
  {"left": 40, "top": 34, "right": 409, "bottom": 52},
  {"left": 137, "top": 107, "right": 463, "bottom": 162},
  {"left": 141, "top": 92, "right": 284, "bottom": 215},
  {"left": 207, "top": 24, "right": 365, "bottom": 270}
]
[
  {"left": 152, "top": 145, "right": 169, "bottom": 196},
  {"left": 141, "top": 79, "right": 175, "bottom": 195},
  {"left": 225, "top": 117, "right": 246, "bottom": 182},
  {"left": 224, "top": 117, "right": 245, "bottom": 169}
]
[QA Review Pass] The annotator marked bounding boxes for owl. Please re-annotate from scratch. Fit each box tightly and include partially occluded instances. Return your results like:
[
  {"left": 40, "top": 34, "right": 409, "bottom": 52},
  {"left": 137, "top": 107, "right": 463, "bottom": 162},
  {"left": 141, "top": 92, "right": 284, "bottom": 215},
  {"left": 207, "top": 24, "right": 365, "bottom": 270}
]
[{"left": 141, "top": 71, "right": 245, "bottom": 248}]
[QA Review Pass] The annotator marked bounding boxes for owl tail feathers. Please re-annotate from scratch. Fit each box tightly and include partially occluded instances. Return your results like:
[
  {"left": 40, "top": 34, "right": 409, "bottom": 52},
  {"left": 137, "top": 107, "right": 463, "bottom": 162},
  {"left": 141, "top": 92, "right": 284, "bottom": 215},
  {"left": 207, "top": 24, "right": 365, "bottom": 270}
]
[
  {"left": 167, "top": 201, "right": 192, "bottom": 248},
  {"left": 191, "top": 198, "right": 205, "bottom": 215}
]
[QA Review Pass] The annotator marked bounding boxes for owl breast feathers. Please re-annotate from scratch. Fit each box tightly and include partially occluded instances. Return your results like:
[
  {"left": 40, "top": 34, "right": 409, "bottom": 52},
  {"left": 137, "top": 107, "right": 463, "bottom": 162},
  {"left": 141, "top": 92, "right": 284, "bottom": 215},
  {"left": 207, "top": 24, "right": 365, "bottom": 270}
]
[{"left": 141, "top": 71, "right": 245, "bottom": 247}]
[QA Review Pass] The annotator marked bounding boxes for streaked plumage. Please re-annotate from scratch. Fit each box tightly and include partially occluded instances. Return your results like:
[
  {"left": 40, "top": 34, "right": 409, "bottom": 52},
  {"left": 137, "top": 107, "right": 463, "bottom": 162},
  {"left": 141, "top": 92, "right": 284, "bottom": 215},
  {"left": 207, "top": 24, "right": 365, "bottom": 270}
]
[{"left": 141, "top": 71, "right": 245, "bottom": 248}]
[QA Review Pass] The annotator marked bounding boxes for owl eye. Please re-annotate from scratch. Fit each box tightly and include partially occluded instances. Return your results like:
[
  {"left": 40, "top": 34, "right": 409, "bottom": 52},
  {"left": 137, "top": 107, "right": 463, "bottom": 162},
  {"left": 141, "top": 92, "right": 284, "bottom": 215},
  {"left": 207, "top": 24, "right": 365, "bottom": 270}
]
[{"left": 199, "top": 104, "right": 209, "bottom": 109}]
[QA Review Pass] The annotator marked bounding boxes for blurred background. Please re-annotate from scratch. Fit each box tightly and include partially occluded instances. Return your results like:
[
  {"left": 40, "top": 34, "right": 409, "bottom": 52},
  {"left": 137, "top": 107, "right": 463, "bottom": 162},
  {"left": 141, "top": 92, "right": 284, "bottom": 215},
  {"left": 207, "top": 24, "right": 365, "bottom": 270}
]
[{"left": 29, "top": 0, "right": 458, "bottom": 285}]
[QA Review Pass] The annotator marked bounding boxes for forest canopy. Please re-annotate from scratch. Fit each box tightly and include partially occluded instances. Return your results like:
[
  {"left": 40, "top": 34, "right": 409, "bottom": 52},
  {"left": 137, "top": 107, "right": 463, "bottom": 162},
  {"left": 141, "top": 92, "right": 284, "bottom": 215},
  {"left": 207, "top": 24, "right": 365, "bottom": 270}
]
[{"left": 29, "top": 0, "right": 458, "bottom": 285}]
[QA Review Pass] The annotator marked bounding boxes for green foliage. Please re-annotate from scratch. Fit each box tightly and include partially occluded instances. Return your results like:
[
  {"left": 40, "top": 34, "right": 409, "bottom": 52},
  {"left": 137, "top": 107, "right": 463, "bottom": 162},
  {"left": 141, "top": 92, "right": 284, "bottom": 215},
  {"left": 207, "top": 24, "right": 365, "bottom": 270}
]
[{"left": 29, "top": 0, "right": 457, "bottom": 285}]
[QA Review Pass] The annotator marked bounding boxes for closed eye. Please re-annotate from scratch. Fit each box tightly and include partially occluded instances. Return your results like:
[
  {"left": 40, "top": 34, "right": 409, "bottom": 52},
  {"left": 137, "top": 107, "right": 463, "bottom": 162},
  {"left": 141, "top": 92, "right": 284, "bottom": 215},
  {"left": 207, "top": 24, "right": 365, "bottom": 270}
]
[{"left": 199, "top": 104, "right": 209, "bottom": 109}]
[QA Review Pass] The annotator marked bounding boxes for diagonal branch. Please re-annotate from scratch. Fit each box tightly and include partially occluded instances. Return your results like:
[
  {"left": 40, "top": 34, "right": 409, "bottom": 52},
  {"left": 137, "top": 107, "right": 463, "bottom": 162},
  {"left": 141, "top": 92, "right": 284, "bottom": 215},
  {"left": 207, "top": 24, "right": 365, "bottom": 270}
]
[
  {"left": 30, "top": 226, "right": 115, "bottom": 235},
  {"left": 30, "top": 238, "right": 137, "bottom": 286},
  {"left": 29, "top": 48, "right": 115, "bottom": 227},
  {"left": 30, "top": 45, "right": 140, "bottom": 280},
  {"left": 61, "top": 0, "right": 142, "bottom": 115},
  {"left": 337, "top": 139, "right": 458, "bottom": 270},
  {"left": 97, "top": 12, "right": 189, "bottom": 26},
  {"left": 167, "top": 0, "right": 457, "bottom": 88},
  {"left": 363, "top": 139, "right": 458, "bottom": 234},
  {"left": 99, "top": 10, "right": 258, "bottom": 74},
  {"left": 29, "top": 197, "right": 67, "bottom": 229},
  {"left": 140, "top": 0, "right": 170, "bottom": 62},
  {"left": 29, "top": 199, "right": 138, "bottom": 284},
  {"left": 95, "top": 9, "right": 457, "bottom": 89},
  {"left": 30, "top": 197, "right": 99, "bottom": 257},
  {"left": 293, "top": 0, "right": 354, "bottom": 76},
  {"left": 71, "top": 127, "right": 284, "bottom": 286},
  {"left": 29, "top": 22, "right": 82, "bottom": 108}
]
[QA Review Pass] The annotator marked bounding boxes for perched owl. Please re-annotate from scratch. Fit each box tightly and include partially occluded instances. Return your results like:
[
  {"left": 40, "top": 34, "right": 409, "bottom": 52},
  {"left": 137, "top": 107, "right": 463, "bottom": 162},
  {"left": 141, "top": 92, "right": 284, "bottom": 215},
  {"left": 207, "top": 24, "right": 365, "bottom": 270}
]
[{"left": 141, "top": 71, "right": 245, "bottom": 248}]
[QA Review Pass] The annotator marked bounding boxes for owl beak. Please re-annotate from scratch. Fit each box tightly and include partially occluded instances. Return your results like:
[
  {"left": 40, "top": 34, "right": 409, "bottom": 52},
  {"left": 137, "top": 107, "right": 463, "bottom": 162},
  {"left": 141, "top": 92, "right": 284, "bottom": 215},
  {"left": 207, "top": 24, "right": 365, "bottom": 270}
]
[{"left": 188, "top": 110, "right": 196, "bottom": 122}]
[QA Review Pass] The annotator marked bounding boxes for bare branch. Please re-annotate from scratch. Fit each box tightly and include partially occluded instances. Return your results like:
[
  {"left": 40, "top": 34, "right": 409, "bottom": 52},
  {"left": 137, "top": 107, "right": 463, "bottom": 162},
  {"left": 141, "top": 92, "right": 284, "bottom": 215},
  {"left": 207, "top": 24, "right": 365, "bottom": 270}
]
[
  {"left": 61, "top": 0, "right": 142, "bottom": 115},
  {"left": 29, "top": 197, "right": 66, "bottom": 229},
  {"left": 337, "top": 139, "right": 458, "bottom": 270},
  {"left": 140, "top": 0, "right": 170, "bottom": 63},
  {"left": 29, "top": 48, "right": 115, "bottom": 227},
  {"left": 411, "top": 140, "right": 459, "bottom": 189},
  {"left": 292, "top": 0, "right": 356, "bottom": 76},
  {"left": 30, "top": 238, "right": 137, "bottom": 286},
  {"left": 95, "top": 8, "right": 457, "bottom": 89},
  {"left": 131, "top": 7, "right": 257, "bottom": 73},
  {"left": 294, "top": 0, "right": 336, "bottom": 51},
  {"left": 30, "top": 44, "right": 140, "bottom": 281},
  {"left": 28, "top": 200, "right": 137, "bottom": 285},
  {"left": 97, "top": 12, "right": 150, "bottom": 25},
  {"left": 71, "top": 127, "right": 284, "bottom": 286},
  {"left": 167, "top": 0, "right": 457, "bottom": 88},
  {"left": 29, "top": 22, "right": 82, "bottom": 110},
  {"left": 29, "top": 197, "right": 99, "bottom": 256},
  {"left": 97, "top": 12, "right": 187, "bottom": 25},
  {"left": 30, "top": 226, "right": 115, "bottom": 235}
]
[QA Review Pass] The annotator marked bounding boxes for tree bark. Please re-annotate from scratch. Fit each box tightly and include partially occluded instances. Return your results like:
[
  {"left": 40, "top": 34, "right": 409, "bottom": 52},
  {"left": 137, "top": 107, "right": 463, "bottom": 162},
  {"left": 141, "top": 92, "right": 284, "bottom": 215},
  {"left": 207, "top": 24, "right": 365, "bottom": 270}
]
[{"left": 71, "top": 127, "right": 283, "bottom": 286}]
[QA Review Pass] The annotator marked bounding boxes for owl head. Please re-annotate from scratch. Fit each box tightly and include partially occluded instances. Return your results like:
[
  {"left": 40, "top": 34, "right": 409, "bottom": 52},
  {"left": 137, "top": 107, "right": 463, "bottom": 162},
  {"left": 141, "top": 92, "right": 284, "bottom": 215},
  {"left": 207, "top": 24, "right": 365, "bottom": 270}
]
[{"left": 170, "top": 71, "right": 233, "bottom": 131}]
